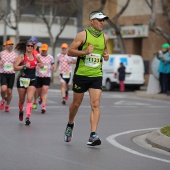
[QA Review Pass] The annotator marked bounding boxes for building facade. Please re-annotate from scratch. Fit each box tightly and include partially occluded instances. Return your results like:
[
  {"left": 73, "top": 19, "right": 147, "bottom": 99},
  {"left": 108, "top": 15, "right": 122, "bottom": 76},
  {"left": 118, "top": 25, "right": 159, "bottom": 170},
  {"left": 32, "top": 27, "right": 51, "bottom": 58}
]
[
  {"left": 0, "top": 0, "right": 169, "bottom": 85},
  {"left": 82, "top": 0, "right": 170, "bottom": 85},
  {"left": 0, "top": 0, "right": 79, "bottom": 55}
]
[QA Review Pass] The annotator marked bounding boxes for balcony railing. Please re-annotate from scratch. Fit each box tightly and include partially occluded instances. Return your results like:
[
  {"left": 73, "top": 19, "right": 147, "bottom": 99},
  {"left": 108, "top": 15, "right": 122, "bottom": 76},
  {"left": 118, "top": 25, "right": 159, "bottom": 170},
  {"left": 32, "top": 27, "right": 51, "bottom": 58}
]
[{"left": 20, "top": 14, "right": 77, "bottom": 25}]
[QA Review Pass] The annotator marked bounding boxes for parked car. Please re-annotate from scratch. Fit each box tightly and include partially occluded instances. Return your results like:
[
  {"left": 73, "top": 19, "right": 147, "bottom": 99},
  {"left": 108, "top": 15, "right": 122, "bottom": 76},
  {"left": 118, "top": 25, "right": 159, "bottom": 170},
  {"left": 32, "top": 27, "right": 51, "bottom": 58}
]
[{"left": 102, "top": 54, "right": 145, "bottom": 91}]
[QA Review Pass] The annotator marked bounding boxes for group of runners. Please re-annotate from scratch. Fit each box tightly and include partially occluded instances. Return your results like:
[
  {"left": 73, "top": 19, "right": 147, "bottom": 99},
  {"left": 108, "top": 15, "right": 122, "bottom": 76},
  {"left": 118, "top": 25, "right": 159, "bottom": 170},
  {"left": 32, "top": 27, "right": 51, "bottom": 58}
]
[
  {"left": 0, "top": 10, "right": 110, "bottom": 146},
  {"left": 0, "top": 37, "right": 76, "bottom": 125}
]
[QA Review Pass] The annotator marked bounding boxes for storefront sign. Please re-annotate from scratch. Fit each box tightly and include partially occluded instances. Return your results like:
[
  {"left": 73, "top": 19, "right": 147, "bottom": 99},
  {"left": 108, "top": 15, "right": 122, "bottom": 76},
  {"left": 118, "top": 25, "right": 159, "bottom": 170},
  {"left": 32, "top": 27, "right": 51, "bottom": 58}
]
[{"left": 105, "top": 25, "right": 148, "bottom": 38}]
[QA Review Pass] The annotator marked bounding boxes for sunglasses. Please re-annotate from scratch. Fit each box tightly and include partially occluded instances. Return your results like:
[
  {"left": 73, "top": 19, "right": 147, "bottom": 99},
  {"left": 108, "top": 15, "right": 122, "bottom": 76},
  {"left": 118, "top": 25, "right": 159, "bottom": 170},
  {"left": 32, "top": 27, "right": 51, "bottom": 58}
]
[
  {"left": 7, "top": 44, "right": 13, "bottom": 45},
  {"left": 96, "top": 19, "right": 105, "bottom": 22},
  {"left": 27, "top": 45, "right": 33, "bottom": 47}
]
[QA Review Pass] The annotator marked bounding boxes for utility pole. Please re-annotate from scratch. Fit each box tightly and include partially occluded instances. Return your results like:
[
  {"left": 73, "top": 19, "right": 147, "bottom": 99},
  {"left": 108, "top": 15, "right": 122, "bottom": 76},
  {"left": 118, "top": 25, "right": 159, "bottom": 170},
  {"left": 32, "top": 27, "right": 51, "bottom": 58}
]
[{"left": 3, "top": 0, "right": 8, "bottom": 42}]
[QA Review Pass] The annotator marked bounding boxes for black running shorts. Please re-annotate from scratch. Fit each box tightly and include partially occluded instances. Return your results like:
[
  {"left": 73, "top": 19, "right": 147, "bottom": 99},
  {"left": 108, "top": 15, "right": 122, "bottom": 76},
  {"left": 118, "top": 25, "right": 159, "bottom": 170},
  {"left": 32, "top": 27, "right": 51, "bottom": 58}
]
[
  {"left": 16, "top": 77, "right": 37, "bottom": 88},
  {"left": 1, "top": 73, "right": 15, "bottom": 89},
  {"left": 37, "top": 77, "right": 51, "bottom": 88},
  {"left": 72, "top": 74, "right": 102, "bottom": 93},
  {"left": 60, "top": 73, "right": 71, "bottom": 85}
]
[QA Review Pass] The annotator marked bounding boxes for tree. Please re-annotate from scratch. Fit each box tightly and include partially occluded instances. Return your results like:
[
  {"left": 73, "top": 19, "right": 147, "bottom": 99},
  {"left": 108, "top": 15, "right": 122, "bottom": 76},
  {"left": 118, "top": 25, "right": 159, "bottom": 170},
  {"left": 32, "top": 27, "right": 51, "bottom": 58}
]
[
  {"left": 146, "top": 0, "right": 170, "bottom": 43},
  {"left": 34, "top": 0, "right": 78, "bottom": 57},
  {"left": 99, "top": 0, "right": 131, "bottom": 54},
  {"left": 0, "top": 0, "right": 33, "bottom": 42},
  {"left": 33, "top": 0, "right": 78, "bottom": 81}
]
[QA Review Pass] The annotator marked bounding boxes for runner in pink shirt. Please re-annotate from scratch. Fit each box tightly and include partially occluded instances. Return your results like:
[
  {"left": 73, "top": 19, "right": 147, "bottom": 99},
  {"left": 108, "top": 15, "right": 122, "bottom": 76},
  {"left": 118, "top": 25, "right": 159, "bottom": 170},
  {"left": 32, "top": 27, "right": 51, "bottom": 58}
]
[
  {"left": 0, "top": 40, "right": 18, "bottom": 112},
  {"left": 55, "top": 43, "right": 76, "bottom": 105},
  {"left": 36, "top": 44, "right": 55, "bottom": 113}
]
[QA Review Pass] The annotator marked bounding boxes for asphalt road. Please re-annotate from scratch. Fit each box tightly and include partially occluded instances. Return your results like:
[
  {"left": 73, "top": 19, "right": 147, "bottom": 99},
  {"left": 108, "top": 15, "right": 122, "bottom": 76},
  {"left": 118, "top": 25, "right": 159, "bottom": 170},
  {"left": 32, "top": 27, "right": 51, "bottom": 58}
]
[{"left": 0, "top": 87, "right": 170, "bottom": 170}]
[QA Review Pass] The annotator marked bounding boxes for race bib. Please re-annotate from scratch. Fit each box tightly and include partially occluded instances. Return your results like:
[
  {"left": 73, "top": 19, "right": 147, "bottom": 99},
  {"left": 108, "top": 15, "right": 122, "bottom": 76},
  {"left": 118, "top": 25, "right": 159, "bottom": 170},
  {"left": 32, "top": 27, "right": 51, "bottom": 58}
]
[
  {"left": 4, "top": 62, "right": 14, "bottom": 71},
  {"left": 39, "top": 66, "right": 48, "bottom": 74},
  {"left": 85, "top": 53, "right": 101, "bottom": 68},
  {"left": 63, "top": 73, "right": 70, "bottom": 78},
  {"left": 20, "top": 77, "right": 30, "bottom": 88}
]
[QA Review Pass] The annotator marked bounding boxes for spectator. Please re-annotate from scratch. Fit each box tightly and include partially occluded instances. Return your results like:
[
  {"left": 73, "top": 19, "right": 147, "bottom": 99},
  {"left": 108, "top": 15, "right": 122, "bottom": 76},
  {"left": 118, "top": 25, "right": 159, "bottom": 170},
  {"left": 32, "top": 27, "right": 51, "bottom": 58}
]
[
  {"left": 118, "top": 62, "right": 126, "bottom": 92},
  {"left": 157, "top": 43, "right": 170, "bottom": 93}
]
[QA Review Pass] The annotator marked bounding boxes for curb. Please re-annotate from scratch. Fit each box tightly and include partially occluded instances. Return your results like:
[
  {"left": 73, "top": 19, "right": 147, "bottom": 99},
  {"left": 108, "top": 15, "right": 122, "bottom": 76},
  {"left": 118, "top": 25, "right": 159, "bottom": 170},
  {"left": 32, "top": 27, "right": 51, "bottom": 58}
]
[
  {"left": 146, "top": 129, "right": 170, "bottom": 152},
  {"left": 135, "top": 91, "right": 170, "bottom": 101}
]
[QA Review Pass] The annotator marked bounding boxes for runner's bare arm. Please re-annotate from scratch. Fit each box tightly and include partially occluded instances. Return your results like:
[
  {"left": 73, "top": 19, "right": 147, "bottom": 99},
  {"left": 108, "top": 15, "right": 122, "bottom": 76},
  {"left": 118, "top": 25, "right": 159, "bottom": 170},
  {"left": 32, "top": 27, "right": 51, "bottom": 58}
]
[
  {"left": 68, "top": 31, "right": 93, "bottom": 57},
  {"left": 36, "top": 55, "right": 44, "bottom": 68},
  {"left": 103, "top": 33, "right": 109, "bottom": 61},
  {"left": 13, "top": 52, "right": 19, "bottom": 64},
  {"left": 0, "top": 52, "right": 2, "bottom": 67},
  {"left": 51, "top": 63, "right": 55, "bottom": 71},
  {"left": 14, "top": 54, "right": 24, "bottom": 71},
  {"left": 55, "top": 61, "right": 59, "bottom": 72}
]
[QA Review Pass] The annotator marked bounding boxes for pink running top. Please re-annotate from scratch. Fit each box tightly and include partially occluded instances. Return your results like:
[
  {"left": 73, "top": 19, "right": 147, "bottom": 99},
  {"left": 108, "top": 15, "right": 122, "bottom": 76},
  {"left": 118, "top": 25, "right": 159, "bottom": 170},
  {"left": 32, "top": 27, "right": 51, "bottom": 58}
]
[
  {"left": 56, "top": 53, "right": 75, "bottom": 74},
  {"left": 1, "top": 50, "right": 17, "bottom": 74},
  {"left": 37, "top": 54, "right": 54, "bottom": 77}
]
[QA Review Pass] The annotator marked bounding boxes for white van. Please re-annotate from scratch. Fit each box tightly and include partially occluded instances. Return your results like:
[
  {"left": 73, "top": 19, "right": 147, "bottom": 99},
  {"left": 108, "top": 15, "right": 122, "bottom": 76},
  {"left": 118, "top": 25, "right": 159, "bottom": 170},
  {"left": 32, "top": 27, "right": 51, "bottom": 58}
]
[{"left": 102, "top": 54, "right": 145, "bottom": 91}]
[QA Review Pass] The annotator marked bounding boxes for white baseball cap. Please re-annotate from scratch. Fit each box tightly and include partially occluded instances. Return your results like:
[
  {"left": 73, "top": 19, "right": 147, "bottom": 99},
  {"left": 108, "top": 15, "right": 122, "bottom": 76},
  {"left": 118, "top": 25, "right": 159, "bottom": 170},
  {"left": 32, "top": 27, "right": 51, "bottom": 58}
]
[{"left": 90, "top": 11, "right": 109, "bottom": 20}]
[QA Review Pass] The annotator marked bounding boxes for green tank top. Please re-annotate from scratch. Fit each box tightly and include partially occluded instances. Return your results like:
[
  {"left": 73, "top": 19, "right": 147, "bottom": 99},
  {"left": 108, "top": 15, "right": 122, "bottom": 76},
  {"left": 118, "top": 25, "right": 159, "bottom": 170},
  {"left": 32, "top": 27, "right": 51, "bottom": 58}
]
[{"left": 75, "top": 29, "right": 105, "bottom": 77}]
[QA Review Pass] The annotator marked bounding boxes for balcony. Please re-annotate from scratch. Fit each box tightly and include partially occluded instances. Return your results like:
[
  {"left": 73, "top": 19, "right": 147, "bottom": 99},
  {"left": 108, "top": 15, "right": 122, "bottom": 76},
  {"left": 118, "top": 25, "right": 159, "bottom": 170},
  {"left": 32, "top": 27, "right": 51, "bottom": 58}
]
[{"left": 20, "top": 14, "right": 77, "bottom": 26}]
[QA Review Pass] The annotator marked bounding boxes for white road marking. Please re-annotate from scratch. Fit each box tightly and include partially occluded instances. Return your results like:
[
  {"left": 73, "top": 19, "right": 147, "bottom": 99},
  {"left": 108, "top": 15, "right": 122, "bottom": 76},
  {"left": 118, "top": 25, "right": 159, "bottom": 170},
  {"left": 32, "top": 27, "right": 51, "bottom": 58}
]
[
  {"left": 112, "top": 106, "right": 136, "bottom": 108},
  {"left": 114, "top": 100, "right": 151, "bottom": 106},
  {"left": 8, "top": 105, "right": 100, "bottom": 109},
  {"left": 46, "top": 99, "right": 57, "bottom": 103},
  {"left": 106, "top": 128, "right": 170, "bottom": 163}
]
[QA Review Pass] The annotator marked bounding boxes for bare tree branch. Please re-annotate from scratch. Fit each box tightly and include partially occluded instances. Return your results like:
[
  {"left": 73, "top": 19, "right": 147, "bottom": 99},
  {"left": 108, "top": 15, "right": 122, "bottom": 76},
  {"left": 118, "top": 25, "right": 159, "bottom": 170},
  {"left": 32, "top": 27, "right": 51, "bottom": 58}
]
[
  {"left": 98, "top": 0, "right": 131, "bottom": 53},
  {"left": 20, "top": 0, "right": 34, "bottom": 10},
  {"left": 97, "top": 0, "right": 131, "bottom": 53},
  {"left": 149, "top": 0, "right": 156, "bottom": 29},
  {"left": 147, "top": 0, "right": 170, "bottom": 43},
  {"left": 1, "top": 0, "right": 34, "bottom": 42},
  {"left": 98, "top": 0, "right": 107, "bottom": 11},
  {"left": 54, "top": 17, "right": 70, "bottom": 43},
  {"left": 0, "top": 13, "right": 4, "bottom": 20},
  {"left": 113, "top": 0, "right": 130, "bottom": 23},
  {"left": 40, "top": 14, "right": 54, "bottom": 42},
  {"left": 150, "top": 26, "right": 170, "bottom": 42},
  {"left": 145, "top": 0, "right": 152, "bottom": 9},
  {"left": 162, "top": 0, "right": 170, "bottom": 25}
]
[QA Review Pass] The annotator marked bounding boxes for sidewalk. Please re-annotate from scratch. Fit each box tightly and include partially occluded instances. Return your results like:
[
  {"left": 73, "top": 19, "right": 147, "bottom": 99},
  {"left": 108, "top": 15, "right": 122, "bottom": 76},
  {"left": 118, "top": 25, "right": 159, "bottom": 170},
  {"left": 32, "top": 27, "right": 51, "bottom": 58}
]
[
  {"left": 146, "top": 129, "right": 170, "bottom": 152},
  {"left": 135, "top": 91, "right": 170, "bottom": 101},
  {"left": 135, "top": 86, "right": 170, "bottom": 101},
  {"left": 135, "top": 86, "right": 170, "bottom": 153}
]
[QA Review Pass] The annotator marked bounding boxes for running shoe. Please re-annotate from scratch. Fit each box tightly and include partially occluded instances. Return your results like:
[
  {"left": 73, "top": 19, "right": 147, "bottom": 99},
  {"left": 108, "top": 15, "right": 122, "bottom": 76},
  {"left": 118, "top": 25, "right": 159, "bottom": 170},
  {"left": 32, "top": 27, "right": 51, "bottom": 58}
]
[
  {"left": 25, "top": 117, "right": 31, "bottom": 126},
  {"left": 19, "top": 109, "right": 24, "bottom": 121},
  {"left": 0, "top": 100, "right": 5, "bottom": 110},
  {"left": 62, "top": 98, "right": 66, "bottom": 105},
  {"left": 38, "top": 97, "right": 42, "bottom": 105},
  {"left": 33, "top": 102, "right": 37, "bottom": 110},
  {"left": 41, "top": 105, "right": 46, "bottom": 114},
  {"left": 62, "top": 100, "right": 66, "bottom": 105},
  {"left": 87, "top": 133, "right": 101, "bottom": 146},
  {"left": 5, "top": 105, "right": 10, "bottom": 112},
  {"left": 64, "top": 123, "right": 74, "bottom": 142}
]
